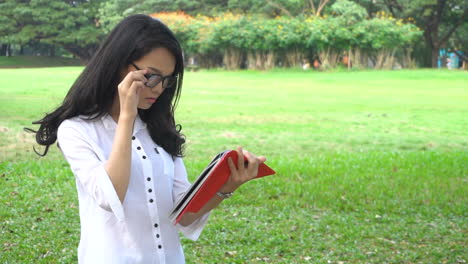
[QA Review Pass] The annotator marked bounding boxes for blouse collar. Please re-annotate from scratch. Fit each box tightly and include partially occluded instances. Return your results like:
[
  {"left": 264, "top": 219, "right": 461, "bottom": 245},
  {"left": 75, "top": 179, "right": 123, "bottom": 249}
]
[{"left": 101, "top": 113, "right": 147, "bottom": 133}]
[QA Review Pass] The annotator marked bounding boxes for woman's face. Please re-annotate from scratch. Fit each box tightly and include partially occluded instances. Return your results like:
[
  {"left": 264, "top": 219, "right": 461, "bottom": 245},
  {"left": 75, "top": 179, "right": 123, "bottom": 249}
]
[{"left": 127, "top": 47, "right": 176, "bottom": 110}]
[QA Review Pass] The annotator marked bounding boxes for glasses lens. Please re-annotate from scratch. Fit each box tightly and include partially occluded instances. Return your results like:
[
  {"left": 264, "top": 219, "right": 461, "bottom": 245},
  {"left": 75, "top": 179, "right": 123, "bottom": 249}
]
[
  {"left": 163, "top": 76, "right": 177, "bottom": 88},
  {"left": 146, "top": 75, "right": 162, "bottom": 88}
]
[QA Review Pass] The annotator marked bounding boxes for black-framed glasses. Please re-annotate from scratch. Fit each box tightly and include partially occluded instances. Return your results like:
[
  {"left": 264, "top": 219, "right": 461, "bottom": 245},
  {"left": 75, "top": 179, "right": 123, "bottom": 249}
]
[{"left": 131, "top": 63, "right": 177, "bottom": 89}]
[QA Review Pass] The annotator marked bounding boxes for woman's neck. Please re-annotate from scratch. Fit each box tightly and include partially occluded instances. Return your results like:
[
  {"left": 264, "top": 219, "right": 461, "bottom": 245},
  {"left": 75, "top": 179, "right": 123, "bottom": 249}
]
[{"left": 110, "top": 97, "right": 120, "bottom": 123}]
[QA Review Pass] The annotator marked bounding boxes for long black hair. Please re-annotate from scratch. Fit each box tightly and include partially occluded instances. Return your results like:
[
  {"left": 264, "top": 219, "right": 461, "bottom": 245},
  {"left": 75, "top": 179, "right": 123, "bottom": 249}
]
[{"left": 26, "top": 14, "right": 185, "bottom": 157}]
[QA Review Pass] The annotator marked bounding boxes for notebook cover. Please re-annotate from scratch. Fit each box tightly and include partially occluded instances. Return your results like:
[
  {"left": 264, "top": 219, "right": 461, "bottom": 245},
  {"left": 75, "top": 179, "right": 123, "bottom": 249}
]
[{"left": 175, "top": 150, "right": 275, "bottom": 224}]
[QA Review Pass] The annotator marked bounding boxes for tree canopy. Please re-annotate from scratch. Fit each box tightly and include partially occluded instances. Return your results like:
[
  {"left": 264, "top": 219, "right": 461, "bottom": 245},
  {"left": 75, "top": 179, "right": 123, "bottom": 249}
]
[
  {"left": 0, "top": 0, "right": 465, "bottom": 67},
  {"left": 0, "top": 0, "right": 105, "bottom": 60}
]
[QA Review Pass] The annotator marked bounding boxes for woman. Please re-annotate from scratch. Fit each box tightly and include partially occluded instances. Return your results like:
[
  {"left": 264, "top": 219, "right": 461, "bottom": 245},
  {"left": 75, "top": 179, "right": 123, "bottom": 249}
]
[{"left": 28, "top": 14, "right": 266, "bottom": 263}]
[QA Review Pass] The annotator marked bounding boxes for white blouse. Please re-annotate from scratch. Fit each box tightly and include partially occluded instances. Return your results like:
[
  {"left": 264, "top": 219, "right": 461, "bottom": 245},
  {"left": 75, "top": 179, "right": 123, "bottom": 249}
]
[{"left": 57, "top": 114, "right": 209, "bottom": 264}]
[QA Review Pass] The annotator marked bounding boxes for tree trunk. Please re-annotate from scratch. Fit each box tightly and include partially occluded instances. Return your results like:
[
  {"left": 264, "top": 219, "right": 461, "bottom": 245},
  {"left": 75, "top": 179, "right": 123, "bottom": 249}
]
[
  {"left": 6, "top": 44, "right": 11, "bottom": 56},
  {"left": 402, "top": 48, "right": 416, "bottom": 69},
  {"left": 247, "top": 52, "right": 256, "bottom": 69},
  {"left": 255, "top": 52, "right": 263, "bottom": 70},
  {"left": 265, "top": 51, "right": 276, "bottom": 69},
  {"left": 0, "top": 44, "right": 7, "bottom": 56},
  {"left": 223, "top": 48, "right": 243, "bottom": 70},
  {"left": 61, "top": 43, "right": 98, "bottom": 62},
  {"left": 196, "top": 53, "right": 222, "bottom": 68},
  {"left": 285, "top": 48, "right": 303, "bottom": 68},
  {"left": 351, "top": 48, "right": 366, "bottom": 69},
  {"left": 425, "top": 22, "right": 442, "bottom": 68},
  {"left": 318, "top": 48, "right": 340, "bottom": 69},
  {"left": 431, "top": 47, "right": 439, "bottom": 68}
]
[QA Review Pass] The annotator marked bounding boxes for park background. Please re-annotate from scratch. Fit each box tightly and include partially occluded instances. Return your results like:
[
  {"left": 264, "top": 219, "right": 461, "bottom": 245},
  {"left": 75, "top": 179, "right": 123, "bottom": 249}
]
[{"left": 0, "top": 0, "right": 467, "bottom": 263}]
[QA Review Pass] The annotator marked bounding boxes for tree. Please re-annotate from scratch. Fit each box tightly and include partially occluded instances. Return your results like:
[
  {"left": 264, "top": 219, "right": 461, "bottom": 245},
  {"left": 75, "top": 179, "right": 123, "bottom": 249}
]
[
  {"left": 236, "top": 0, "right": 335, "bottom": 17},
  {"left": 99, "top": 0, "right": 230, "bottom": 32},
  {"left": 0, "top": 0, "right": 35, "bottom": 55},
  {"left": 350, "top": 0, "right": 387, "bottom": 17},
  {"left": 33, "top": 0, "right": 105, "bottom": 61},
  {"left": 306, "top": 0, "right": 333, "bottom": 16},
  {"left": 379, "top": 0, "right": 467, "bottom": 67},
  {"left": 0, "top": 0, "right": 105, "bottom": 61},
  {"left": 447, "top": 18, "right": 467, "bottom": 66}
]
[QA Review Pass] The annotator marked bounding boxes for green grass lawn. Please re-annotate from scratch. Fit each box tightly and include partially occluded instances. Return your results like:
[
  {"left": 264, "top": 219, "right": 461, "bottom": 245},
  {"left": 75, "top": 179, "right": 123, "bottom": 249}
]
[{"left": 0, "top": 68, "right": 467, "bottom": 263}]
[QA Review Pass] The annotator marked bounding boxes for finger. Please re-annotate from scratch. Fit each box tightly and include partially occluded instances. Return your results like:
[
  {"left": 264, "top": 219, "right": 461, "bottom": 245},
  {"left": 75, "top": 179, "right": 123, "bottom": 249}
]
[
  {"left": 243, "top": 150, "right": 258, "bottom": 167},
  {"left": 257, "top": 156, "right": 267, "bottom": 163},
  {"left": 129, "top": 81, "right": 146, "bottom": 95},
  {"left": 120, "top": 70, "right": 148, "bottom": 89},
  {"left": 135, "top": 84, "right": 142, "bottom": 96},
  {"left": 244, "top": 151, "right": 260, "bottom": 179},
  {"left": 236, "top": 146, "right": 245, "bottom": 173},
  {"left": 242, "top": 149, "right": 249, "bottom": 166},
  {"left": 130, "top": 70, "right": 148, "bottom": 83},
  {"left": 242, "top": 150, "right": 266, "bottom": 164},
  {"left": 227, "top": 157, "right": 237, "bottom": 176}
]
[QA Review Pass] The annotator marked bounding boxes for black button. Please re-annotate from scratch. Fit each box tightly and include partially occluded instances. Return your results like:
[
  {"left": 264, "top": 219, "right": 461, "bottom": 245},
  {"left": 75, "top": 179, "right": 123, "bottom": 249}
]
[
  {"left": 158, "top": 245, "right": 162, "bottom": 249},
  {"left": 132, "top": 136, "right": 135, "bottom": 140},
  {"left": 148, "top": 189, "right": 152, "bottom": 193},
  {"left": 142, "top": 155, "right": 146, "bottom": 159},
  {"left": 154, "top": 223, "right": 158, "bottom": 228},
  {"left": 147, "top": 177, "right": 151, "bottom": 181},
  {"left": 149, "top": 199, "right": 154, "bottom": 203},
  {"left": 137, "top": 146, "right": 141, "bottom": 150},
  {"left": 156, "top": 234, "right": 160, "bottom": 238},
  {"left": 154, "top": 148, "right": 159, "bottom": 154}
]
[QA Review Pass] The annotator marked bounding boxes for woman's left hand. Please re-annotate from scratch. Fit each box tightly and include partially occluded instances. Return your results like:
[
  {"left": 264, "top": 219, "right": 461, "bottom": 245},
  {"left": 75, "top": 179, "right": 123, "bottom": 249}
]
[
  {"left": 179, "top": 147, "right": 267, "bottom": 226},
  {"left": 221, "top": 147, "right": 267, "bottom": 193}
]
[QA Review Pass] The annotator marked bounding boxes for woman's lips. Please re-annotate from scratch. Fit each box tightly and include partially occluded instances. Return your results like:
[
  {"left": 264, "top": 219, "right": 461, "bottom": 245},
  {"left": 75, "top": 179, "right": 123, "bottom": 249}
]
[{"left": 146, "top": 98, "right": 157, "bottom": 103}]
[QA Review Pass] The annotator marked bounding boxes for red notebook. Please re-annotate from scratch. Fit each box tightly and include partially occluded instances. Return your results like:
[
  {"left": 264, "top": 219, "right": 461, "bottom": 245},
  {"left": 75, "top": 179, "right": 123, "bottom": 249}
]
[{"left": 170, "top": 150, "right": 276, "bottom": 224}]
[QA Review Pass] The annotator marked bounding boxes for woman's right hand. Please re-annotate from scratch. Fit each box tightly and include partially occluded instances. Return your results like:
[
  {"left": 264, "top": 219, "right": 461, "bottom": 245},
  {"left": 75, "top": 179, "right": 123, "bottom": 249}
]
[{"left": 116, "top": 69, "right": 148, "bottom": 119}]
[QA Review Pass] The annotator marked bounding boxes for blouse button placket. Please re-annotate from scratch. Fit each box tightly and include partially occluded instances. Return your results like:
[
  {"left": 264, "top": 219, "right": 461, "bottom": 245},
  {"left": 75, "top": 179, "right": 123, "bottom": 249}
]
[
  {"left": 132, "top": 135, "right": 164, "bottom": 254},
  {"left": 133, "top": 137, "right": 154, "bottom": 202}
]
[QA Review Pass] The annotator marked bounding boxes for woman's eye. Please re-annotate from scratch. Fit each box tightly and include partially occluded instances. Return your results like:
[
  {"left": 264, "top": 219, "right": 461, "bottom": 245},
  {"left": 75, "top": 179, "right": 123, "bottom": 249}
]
[{"left": 149, "top": 75, "right": 162, "bottom": 81}]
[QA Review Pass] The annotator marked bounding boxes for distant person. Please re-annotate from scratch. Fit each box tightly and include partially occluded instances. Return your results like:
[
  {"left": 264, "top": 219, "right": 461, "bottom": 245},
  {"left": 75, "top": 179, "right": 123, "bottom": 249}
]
[
  {"left": 27, "top": 14, "right": 266, "bottom": 264},
  {"left": 302, "top": 59, "right": 310, "bottom": 70},
  {"left": 313, "top": 59, "right": 321, "bottom": 69}
]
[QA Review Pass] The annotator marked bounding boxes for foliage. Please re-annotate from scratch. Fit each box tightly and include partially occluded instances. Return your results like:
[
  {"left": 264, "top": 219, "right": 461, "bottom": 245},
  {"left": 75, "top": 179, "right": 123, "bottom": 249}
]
[
  {"left": 357, "top": 15, "right": 422, "bottom": 50},
  {"left": 0, "top": 0, "right": 105, "bottom": 61},
  {"left": 98, "top": 0, "right": 335, "bottom": 19},
  {"left": 330, "top": 0, "right": 368, "bottom": 22},
  {"left": 153, "top": 2, "right": 422, "bottom": 69},
  {"left": 267, "top": 16, "right": 310, "bottom": 51},
  {"left": 1, "top": 0, "right": 465, "bottom": 68},
  {"left": 447, "top": 20, "right": 468, "bottom": 60},
  {"left": 149, "top": 12, "right": 199, "bottom": 54},
  {"left": 98, "top": 0, "right": 231, "bottom": 32},
  {"left": 209, "top": 13, "right": 249, "bottom": 51},
  {"left": 370, "top": 0, "right": 468, "bottom": 67}
]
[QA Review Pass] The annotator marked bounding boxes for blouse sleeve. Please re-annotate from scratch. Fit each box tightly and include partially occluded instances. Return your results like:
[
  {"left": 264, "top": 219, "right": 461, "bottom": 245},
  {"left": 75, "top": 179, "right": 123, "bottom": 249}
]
[
  {"left": 172, "top": 157, "right": 210, "bottom": 241},
  {"left": 57, "top": 120, "right": 125, "bottom": 221}
]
